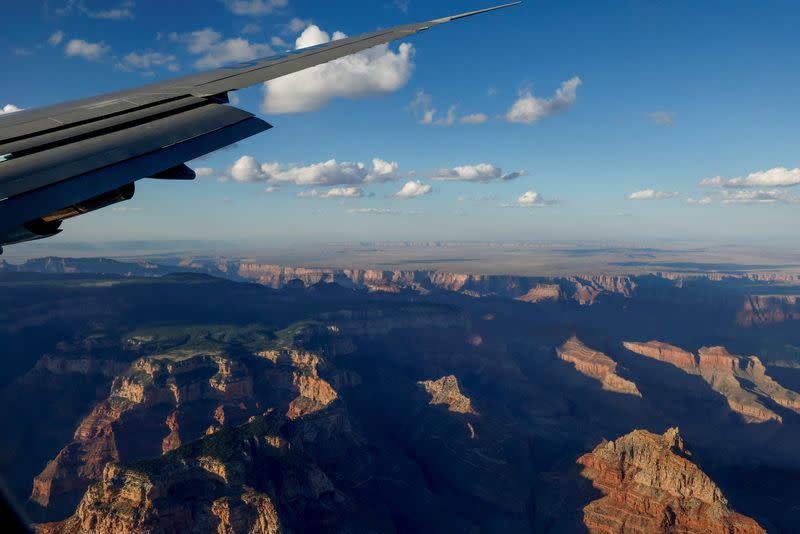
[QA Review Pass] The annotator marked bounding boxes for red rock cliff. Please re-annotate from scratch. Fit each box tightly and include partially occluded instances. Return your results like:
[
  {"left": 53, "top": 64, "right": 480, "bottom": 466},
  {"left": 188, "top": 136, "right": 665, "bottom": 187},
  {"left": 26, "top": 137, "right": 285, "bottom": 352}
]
[{"left": 577, "top": 428, "right": 766, "bottom": 534}]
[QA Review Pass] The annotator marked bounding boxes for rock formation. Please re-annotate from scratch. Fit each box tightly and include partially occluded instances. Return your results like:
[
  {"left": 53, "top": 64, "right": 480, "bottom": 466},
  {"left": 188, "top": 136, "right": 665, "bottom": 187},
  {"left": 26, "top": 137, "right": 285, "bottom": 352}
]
[
  {"left": 624, "top": 341, "right": 800, "bottom": 423},
  {"left": 577, "top": 427, "right": 766, "bottom": 534},
  {"left": 31, "top": 354, "right": 257, "bottom": 511},
  {"left": 556, "top": 337, "right": 641, "bottom": 396},
  {"left": 737, "top": 295, "right": 800, "bottom": 326},
  {"left": 34, "top": 414, "right": 289, "bottom": 534},
  {"left": 418, "top": 375, "right": 478, "bottom": 415}
]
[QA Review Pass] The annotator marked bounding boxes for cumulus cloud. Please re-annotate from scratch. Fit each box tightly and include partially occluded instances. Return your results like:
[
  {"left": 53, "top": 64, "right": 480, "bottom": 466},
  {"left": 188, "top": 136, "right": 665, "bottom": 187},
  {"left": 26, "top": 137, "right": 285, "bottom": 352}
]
[
  {"left": 285, "top": 17, "right": 312, "bottom": 34},
  {"left": 366, "top": 158, "right": 401, "bottom": 182},
  {"left": 395, "top": 180, "right": 432, "bottom": 199},
  {"left": 506, "top": 191, "right": 555, "bottom": 208},
  {"left": 721, "top": 190, "right": 799, "bottom": 205},
  {"left": 700, "top": 167, "right": 800, "bottom": 188},
  {"left": 262, "top": 25, "right": 414, "bottom": 113},
  {"left": 686, "top": 196, "right": 712, "bottom": 205},
  {"left": 647, "top": 111, "right": 675, "bottom": 126},
  {"left": 628, "top": 189, "right": 679, "bottom": 200},
  {"left": 222, "top": 0, "right": 288, "bottom": 15},
  {"left": 460, "top": 113, "right": 488, "bottom": 125},
  {"left": 48, "top": 30, "right": 65, "bottom": 45},
  {"left": 120, "top": 50, "right": 177, "bottom": 70},
  {"left": 505, "top": 76, "right": 581, "bottom": 124},
  {"left": 409, "top": 90, "right": 485, "bottom": 126},
  {"left": 170, "top": 28, "right": 273, "bottom": 69},
  {"left": 65, "top": 39, "right": 110, "bottom": 60},
  {"left": 223, "top": 156, "right": 401, "bottom": 186},
  {"left": 430, "top": 164, "right": 527, "bottom": 183},
  {"left": 192, "top": 167, "right": 215, "bottom": 177},
  {"left": 298, "top": 187, "right": 368, "bottom": 198},
  {"left": 1, "top": 104, "right": 23, "bottom": 115},
  {"left": 271, "top": 35, "right": 289, "bottom": 48}
]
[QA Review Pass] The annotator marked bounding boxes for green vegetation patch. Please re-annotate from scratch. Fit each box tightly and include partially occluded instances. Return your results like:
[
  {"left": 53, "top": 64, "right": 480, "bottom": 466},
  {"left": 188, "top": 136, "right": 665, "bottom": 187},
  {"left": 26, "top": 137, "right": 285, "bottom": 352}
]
[{"left": 127, "top": 410, "right": 282, "bottom": 475}]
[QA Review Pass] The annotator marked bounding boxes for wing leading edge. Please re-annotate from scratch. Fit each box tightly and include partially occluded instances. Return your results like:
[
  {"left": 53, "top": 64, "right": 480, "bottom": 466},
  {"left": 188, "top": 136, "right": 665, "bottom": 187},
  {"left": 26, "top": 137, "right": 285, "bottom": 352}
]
[{"left": 0, "top": 2, "right": 522, "bottom": 252}]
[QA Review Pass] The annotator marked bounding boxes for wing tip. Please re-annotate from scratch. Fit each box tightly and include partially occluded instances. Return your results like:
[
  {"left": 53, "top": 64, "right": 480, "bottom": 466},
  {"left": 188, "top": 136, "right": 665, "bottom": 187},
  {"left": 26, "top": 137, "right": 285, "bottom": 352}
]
[{"left": 430, "top": 2, "right": 523, "bottom": 25}]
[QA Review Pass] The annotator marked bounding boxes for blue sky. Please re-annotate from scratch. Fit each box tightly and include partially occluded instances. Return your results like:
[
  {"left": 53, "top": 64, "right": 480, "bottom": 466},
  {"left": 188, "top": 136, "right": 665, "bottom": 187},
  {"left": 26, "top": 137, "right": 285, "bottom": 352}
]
[{"left": 2, "top": 0, "right": 800, "bottom": 246}]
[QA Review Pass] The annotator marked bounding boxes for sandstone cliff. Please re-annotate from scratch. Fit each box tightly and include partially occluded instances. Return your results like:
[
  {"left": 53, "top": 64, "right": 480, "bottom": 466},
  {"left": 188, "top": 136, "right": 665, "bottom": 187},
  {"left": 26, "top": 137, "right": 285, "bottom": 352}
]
[
  {"left": 35, "top": 414, "right": 289, "bottom": 534},
  {"left": 31, "top": 354, "right": 256, "bottom": 511},
  {"left": 624, "top": 341, "right": 800, "bottom": 423},
  {"left": 577, "top": 428, "right": 766, "bottom": 534},
  {"left": 737, "top": 295, "right": 800, "bottom": 326},
  {"left": 556, "top": 337, "right": 641, "bottom": 397},
  {"left": 257, "top": 349, "right": 339, "bottom": 420}
]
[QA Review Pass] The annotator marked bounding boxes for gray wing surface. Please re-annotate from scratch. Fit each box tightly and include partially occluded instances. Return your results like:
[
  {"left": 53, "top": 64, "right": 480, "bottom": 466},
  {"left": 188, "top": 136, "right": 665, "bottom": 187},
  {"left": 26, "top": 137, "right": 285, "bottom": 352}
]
[{"left": 0, "top": 2, "right": 521, "bottom": 251}]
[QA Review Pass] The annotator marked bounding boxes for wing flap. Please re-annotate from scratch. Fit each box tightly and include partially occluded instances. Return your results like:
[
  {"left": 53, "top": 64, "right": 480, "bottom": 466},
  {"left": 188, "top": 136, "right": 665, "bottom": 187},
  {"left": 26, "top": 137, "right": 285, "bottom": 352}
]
[
  {"left": 0, "top": 103, "right": 264, "bottom": 200},
  {"left": 0, "top": 113, "right": 270, "bottom": 232}
]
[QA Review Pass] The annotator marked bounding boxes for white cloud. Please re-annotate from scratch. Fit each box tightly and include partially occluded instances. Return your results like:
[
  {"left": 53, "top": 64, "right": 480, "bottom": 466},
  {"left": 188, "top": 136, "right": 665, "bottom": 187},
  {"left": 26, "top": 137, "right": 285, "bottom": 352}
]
[
  {"left": 298, "top": 186, "right": 367, "bottom": 198},
  {"left": 647, "top": 111, "right": 675, "bottom": 126},
  {"left": 65, "top": 39, "right": 110, "bottom": 60},
  {"left": 271, "top": 36, "right": 289, "bottom": 48},
  {"left": 409, "top": 90, "right": 484, "bottom": 126},
  {"left": 505, "top": 76, "right": 581, "bottom": 124},
  {"left": 285, "top": 17, "right": 311, "bottom": 34},
  {"left": 430, "top": 164, "right": 527, "bottom": 183},
  {"left": 394, "top": 0, "right": 409, "bottom": 13},
  {"left": 699, "top": 176, "right": 724, "bottom": 188},
  {"left": 420, "top": 109, "right": 436, "bottom": 124},
  {"left": 1, "top": 104, "right": 23, "bottom": 115},
  {"left": 262, "top": 25, "right": 414, "bottom": 114},
  {"left": 507, "top": 191, "right": 554, "bottom": 208},
  {"left": 366, "top": 158, "right": 401, "bottom": 182},
  {"left": 700, "top": 167, "right": 800, "bottom": 188},
  {"left": 171, "top": 28, "right": 273, "bottom": 69},
  {"left": 460, "top": 113, "right": 488, "bottom": 125},
  {"left": 121, "top": 50, "right": 176, "bottom": 69},
  {"left": 628, "top": 189, "right": 679, "bottom": 200},
  {"left": 48, "top": 30, "right": 65, "bottom": 46},
  {"left": 224, "top": 156, "right": 400, "bottom": 186},
  {"left": 241, "top": 23, "right": 261, "bottom": 34},
  {"left": 395, "top": 180, "right": 432, "bottom": 199},
  {"left": 686, "top": 196, "right": 712, "bottom": 205},
  {"left": 347, "top": 207, "right": 401, "bottom": 215},
  {"left": 83, "top": 3, "right": 134, "bottom": 20},
  {"left": 435, "top": 105, "right": 457, "bottom": 126},
  {"left": 193, "top": 167, "right": 215, "bottom": 177},
  {"left": 222, "top": 0, "right": 288, "bottom": 15},
  {"left": 721, "top": 190, "right": 799, "bottom": 205}
]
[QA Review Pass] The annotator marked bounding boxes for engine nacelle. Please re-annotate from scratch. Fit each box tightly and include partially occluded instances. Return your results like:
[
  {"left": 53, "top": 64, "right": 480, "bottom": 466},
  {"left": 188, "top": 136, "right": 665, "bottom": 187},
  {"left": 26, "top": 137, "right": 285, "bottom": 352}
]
[{"left": 0, "top": 183, "right": 135, "bottom": 250}]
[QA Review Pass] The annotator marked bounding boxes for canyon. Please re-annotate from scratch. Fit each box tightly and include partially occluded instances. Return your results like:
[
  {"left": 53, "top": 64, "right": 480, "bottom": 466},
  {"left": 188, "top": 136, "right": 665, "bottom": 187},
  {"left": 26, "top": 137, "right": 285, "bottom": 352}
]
[
  {"left": 4, "top": 257, "right": 800, "bottom": 326},
  {"left": 0, "top": 261, "right": 799, "bottom": 532}
]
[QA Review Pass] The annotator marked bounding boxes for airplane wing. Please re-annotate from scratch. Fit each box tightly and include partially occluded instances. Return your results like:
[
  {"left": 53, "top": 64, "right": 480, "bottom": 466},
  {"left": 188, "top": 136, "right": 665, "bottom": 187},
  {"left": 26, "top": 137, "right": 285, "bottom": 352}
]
[{"left": 0, "top": 2, "right": 521, "bottom": 252}]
